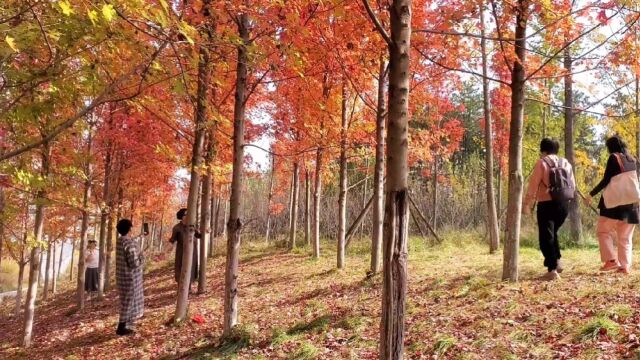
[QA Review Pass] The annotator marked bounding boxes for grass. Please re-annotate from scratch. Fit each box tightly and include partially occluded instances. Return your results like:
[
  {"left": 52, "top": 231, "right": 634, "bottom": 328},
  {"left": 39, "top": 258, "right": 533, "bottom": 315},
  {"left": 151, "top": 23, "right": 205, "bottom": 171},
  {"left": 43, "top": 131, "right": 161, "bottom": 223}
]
[
  {"left": 432, "top": 336, "right": 456, "bottom": 356},
  {"left": 577, "top": 317, "right": 620, "bottom": 341},
  {"left": 287, "top": 342, "right": 319, "bottom": 360}
]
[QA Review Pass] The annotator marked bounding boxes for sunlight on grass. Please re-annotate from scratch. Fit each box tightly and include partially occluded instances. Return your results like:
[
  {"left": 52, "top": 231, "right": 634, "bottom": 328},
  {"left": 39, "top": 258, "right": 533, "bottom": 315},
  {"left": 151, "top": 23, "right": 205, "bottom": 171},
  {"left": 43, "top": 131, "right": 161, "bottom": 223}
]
[{"left": 432, "top": 335, "right": 457, "bottom": 356}]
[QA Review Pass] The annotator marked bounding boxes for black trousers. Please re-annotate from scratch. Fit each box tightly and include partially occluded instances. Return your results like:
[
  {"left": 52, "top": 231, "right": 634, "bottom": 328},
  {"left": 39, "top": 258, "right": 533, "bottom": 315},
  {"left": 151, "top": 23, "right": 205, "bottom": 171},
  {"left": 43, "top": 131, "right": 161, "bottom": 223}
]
[{"left": 536, "top": 200, "right": 569, "bottom": 271}]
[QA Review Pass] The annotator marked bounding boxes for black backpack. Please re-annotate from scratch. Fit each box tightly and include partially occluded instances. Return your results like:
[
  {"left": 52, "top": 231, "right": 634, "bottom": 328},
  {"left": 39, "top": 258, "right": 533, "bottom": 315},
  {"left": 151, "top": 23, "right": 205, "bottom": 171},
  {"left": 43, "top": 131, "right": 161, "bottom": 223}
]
[{"left": 542, "top": 157, "right": 575, "bottom": 201}]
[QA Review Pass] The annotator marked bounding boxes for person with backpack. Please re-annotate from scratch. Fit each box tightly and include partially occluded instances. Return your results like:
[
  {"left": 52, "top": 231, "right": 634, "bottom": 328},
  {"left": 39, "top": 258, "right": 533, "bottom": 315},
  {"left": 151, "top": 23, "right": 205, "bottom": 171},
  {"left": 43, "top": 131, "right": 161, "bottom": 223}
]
[
  {"left": 523, "top": 138, "right": 576, "bottom": 281},
  {"left": 584, "top": 135, "right": 640, "bottom": 274}
]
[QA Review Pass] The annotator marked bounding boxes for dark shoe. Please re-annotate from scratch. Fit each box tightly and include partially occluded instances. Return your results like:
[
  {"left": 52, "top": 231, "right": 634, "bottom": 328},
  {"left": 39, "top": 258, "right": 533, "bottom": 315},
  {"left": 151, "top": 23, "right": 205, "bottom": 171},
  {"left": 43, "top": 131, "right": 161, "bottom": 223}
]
[{"left": 116, "top": 322, "right": 135, "bottom": 336}]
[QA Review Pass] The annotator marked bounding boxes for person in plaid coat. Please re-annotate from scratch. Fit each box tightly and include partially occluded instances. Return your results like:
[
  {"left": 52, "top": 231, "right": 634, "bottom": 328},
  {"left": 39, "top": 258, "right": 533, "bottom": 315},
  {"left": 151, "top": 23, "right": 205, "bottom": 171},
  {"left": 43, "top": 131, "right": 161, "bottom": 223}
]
[{"left": 115, "top": 219, "right": 147, "bottom": 336}]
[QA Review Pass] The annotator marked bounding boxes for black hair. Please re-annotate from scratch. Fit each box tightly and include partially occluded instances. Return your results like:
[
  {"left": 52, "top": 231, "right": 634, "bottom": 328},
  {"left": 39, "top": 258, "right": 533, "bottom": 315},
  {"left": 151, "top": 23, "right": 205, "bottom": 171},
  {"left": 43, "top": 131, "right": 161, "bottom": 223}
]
[
  {"left": 605, "top": 135, "right": 628, "bottom": 154},
  {"left": 116, "top": 219, "right": 133, "bottom": 236},
  {"left": 540, "top": 137, "right": 559, "bottom": 155},
  {"left": 176, "top": 208, "right": 187, "bottom": 220}
]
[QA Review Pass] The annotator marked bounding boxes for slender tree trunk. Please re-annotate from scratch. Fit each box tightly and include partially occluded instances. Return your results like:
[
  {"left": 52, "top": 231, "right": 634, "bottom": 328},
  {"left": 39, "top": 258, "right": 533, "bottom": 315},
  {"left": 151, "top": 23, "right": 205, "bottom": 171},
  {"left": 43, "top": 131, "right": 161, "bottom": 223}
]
[
  {"left": 305, "top": 170, "right": 311, "bottom": 246},
  {"left": 265, "top": 157, "right": 275, "bottom": 244},
  {"left": 23, "top": 143, "right": 50, "bottom": 347},
  {"left": 43, "top": 240, "right": 52, "bottom": 301},
  {"left": 431, "top": 157, "right": 438, "bottom": 232},
  {"left": 224, "top": 12, "right": 249, "bottom": 335},
  {"left": 289, "top": 162, "right": 300, "bottom": 250},
  {"left": 563, "top": 48, "right": 582, "bottom": 244},
  {"left": 287, "top": 170, "right": 295, "bottom": 235},
  {"left": 77, "top": 166, "right": 92, "bottom": 311},
  {"left": 210, "top": 197, "right": 218, "bottom": 254},
  {"left": 372, "top": 56, "right": 386, "bottom": 275},
  {"left": 480, "top": 4, "right": 500, "bottom": 254},
  {"left": 502, "top": 0, "right": 529, "bottom": 282},
  {"left": 16, "top": 259, "right": 25, "bottom": 317},
  {"left": 214, "top": 196, "right": 221, "bottom": 238},
  {"left": 312, "top": 147, "right": 323, "bottom": 258},
  {"left": 222, "top": 186, "right": 229, "bottom": 238},
  {"left": 57, "top": 239, "right": 64, "bottom": 281},
  {"left": 378, "top": 0, "right": 412, "bottom": 358},
  {"left": 337, "top": 84, "right": 348, "bottom": 269},
  {"left": 198, "top": 164, "right": 212, "bottom": 294},
  {"left": 98, "top": 148, "right": 112, "bottom": 299},
  {"left": 359, "top": 159, "right": 369, "bottom": 239},
  {"left": 105, "top": 192, "right": 119, "bottom": 292},
  {"left": 69, "top": 229, "right": 76, "bottom": 282},
  {"left": 175, "top": 44, "right": 210, "bottom": 323},
  {"left": 51, "top": 242, "right": 57, "bottom": 294}
]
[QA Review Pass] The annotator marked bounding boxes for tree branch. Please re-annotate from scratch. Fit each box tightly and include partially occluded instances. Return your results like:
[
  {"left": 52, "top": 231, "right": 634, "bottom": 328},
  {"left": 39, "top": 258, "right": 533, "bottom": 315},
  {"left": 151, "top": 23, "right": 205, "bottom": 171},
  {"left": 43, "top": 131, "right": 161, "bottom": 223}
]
[{"left": 362, "top": 0, "right": 392, "bottom": 47}]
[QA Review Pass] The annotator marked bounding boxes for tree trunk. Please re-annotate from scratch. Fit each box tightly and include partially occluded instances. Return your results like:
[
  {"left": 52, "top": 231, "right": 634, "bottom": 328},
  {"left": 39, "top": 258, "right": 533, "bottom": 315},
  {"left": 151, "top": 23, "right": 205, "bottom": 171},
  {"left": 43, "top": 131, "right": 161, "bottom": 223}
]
[
  {"left": 502, "top": 0, "right": 529, "bottom": 282},
  {"left": 77, "top": 164, "right": 92, "bottom": 311},
  {"left": 378, "top": 0, "right": 412, "bottom": 358},
  {"left": 98, "top": 148, "right": 112, "bottom": 299},
  {"left": 209, "top": 196, "right": 216, "bottom": 256},
  {"left": 287, "top": 170, "right": 295, "bottom": 235},
  {"left": 222, "top": 186, "right": 229, "bottom": 238},
  {"left": 337, "top": 84, "right": 348, "bottom": 269},
  {"left": 224, "top": 12, "right": 249, "bottom": 336},
  {"left": 480, "top": 4, "right": 500, "bottom": 254},
  {"left": 372, "top": 56, "right": 386, "bottom": 275},
  {"left": 198, "top": 164, "right": 212, "bottom": 294},
  {"left": 51, "top": 242, "right": 57, "bottom": 294},
  {"left": 305, "top": 169, "right": 311, "bottom": 246},
  {"left": 175, "top": 44, "right": 210, "bottom": 323},
  {"left": 69, "top": 229, "right": 76, "bottom": 282},
  {"left": 105, "top": 193, "right": 118, "bottom": 292},
  {"left": 57, "top": 239, "right": 64, "bottom": 281},
  {"left": 312, "top": 147, "right": 323, "bottom": 258},
  {"left": 265, "top": 157, "right": 275, "bottom": 244},
  {"left": 431, "top": 157, "right": 438, "bottom": 232},
  {"left": 43, "top": 240, "right": 52, "bottom": 301},
  {"left": 214, "top": 196, "right": 222, "bottom": 238},
  {"left": 289, "top": 162, "right": 300, "bottom": 250},
  {"left": 563, "top": 48, "right": 582, "bottom": 244},
  {"left": 359, "top": 158, "right": 369, "bottom": 239},
  {"left": 16, "top": 259, "right": 25, "bottom": 317},
  {"left": 23, "top": 143, "right": 50, "bottom": 347}
]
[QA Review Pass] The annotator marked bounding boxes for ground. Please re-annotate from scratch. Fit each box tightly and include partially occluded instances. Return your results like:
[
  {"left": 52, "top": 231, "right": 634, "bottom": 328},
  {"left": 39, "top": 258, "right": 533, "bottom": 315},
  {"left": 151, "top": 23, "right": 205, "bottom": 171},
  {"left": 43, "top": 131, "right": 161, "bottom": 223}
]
[{"left": 1, "top": 232, "right": 640, "bottom": 359}]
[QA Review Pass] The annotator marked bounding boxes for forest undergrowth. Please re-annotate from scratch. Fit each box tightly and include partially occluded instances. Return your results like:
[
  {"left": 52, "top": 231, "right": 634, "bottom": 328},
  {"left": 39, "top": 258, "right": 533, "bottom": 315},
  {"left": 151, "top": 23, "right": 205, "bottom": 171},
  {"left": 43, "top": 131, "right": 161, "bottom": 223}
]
[{"left": 1, "top": 231, "right": 640, "bottom": 360}]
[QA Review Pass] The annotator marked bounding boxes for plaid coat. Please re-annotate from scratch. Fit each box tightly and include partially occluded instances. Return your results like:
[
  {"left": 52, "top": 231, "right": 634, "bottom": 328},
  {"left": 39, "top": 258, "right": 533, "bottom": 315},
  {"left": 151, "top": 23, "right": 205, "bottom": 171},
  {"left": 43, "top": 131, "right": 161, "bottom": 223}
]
[{"left": 116, "top": 235, "right": 144, "bottom": 323}]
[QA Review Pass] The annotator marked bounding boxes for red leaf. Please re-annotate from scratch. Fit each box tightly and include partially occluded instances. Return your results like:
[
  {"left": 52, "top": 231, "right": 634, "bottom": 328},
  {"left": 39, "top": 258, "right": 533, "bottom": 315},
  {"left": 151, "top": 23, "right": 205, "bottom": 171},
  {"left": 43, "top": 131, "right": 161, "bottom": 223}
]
[
  {"left": 191, "top": 315, "right": 206, "bottom": 325},
  {"left": 597, "top": 10, "right": 608, "bottom": 25}
]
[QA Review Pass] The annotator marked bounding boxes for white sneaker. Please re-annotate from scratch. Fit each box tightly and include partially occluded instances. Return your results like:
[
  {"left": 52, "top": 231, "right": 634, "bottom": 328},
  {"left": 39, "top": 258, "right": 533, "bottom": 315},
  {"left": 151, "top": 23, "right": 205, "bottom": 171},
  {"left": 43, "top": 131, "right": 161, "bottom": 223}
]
[{"left": 540, "top": 270, "right": 560, "bottom": 281}]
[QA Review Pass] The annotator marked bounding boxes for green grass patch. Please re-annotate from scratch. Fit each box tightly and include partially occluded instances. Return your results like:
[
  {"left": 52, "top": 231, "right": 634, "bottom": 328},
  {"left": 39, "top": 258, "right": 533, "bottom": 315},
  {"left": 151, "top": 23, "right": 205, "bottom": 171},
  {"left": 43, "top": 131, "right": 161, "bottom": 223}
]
[
  {"left": 336, "top": 316, "right": 366, "bottom": 330},
  {"left": 288, "top": 315, "right": 331, "bottom": 335},
  {"left": 597, "top": 304, "right": 633, "bottom": 321},
  {"left": 214, "top": 324, "right": 257, "bottom": 356},
  {"left": 271, "top": 327, "right": 294, "bottom": 348},
  {"left": 577, "top": 317, "right": 620, "bottom": 341},
  {"left": 432, "top": 335, "right": 456, "bottom": 356},
  {"left": 287, "top": 341, "right": 319, "bottom": 360}
]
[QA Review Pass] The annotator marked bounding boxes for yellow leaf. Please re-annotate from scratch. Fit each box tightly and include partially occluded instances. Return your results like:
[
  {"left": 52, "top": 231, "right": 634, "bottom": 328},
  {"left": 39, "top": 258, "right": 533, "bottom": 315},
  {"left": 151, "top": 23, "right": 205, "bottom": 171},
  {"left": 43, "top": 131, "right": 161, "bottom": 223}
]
[
  {"left": 5, "top": 35, "right": 18, "bottom": 52},
  {"left": 58, "top": 1, "right": 74, "bottom": 16},
  {"left": 101, "top": 4, "right": 116, "bottom": 22},
  {"left": 88, "top": 10, "right": 99, "bottom": 26}
]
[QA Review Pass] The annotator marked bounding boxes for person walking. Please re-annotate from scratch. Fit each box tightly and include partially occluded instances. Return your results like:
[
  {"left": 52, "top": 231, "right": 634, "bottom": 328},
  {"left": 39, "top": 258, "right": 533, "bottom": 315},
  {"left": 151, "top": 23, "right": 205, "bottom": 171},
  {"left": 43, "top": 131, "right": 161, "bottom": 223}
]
[
  {"left": 523, "top": 138, "right": 576, "bottom": 281},
  {"left": 115, "top": 219, "right": 147, "bottom": 336},
  {"left": 585, "top": 135, "right": 640, "bottom": 274}
]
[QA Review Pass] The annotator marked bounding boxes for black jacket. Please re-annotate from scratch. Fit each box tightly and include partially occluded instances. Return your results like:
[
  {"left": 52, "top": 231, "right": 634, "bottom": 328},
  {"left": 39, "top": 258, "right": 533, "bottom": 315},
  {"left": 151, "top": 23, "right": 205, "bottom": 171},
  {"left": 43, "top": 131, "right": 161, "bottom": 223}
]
[{"left": 590, "top": 153, "right": 640, "bottom": 224}]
